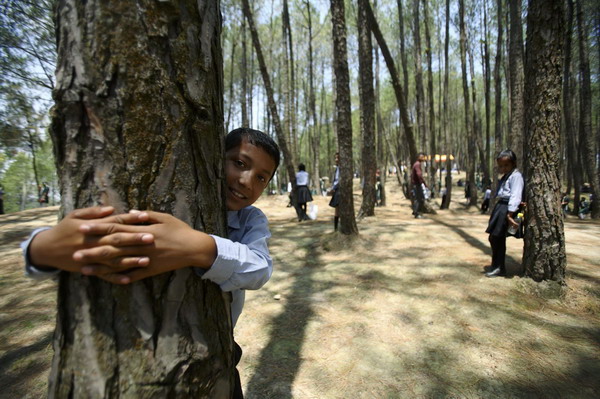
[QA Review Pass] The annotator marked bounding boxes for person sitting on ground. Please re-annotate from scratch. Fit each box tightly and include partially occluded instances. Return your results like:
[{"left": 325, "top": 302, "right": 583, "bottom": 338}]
[
  {"left": 21, "top": 127, "right": 280, "bottom": 399},
  {"left": 485, "top": 149, "right": 524, "bottom": 278},
  {"left": 295, "top": 163, "right": 313, "bottom": 221}
]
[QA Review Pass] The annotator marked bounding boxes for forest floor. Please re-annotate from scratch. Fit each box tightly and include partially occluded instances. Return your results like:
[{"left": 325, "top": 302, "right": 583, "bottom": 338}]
[{"left": 1, "top": 174, "right": 599, "bottom": 398}]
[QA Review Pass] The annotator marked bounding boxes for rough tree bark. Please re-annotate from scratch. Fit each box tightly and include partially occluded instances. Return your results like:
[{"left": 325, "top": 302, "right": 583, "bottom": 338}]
[
  {"left": 357, "top": 0, "right": 377, "bottom": 218},
  {"left": 412, "top": 0, "right": 427, "bottom": 153},
  {"left": 423, "top": 0, "right": 437, "bottom": 191},
  {"left": 330, "top": 0, "right": 358, "bottom": 235},
  {"left": 508, "top": 0, "right": 525, "bottom": 164},
  {"left": 49, "top": 0, "right": 233, "bottom": 397},
  {"left": 522, "top": 0, "right": 566, "bottom": 282}
]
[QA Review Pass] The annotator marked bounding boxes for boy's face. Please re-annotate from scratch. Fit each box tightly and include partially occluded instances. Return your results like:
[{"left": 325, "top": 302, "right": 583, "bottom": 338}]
[
  {"left": 496, "top": 157, "right": 514, "bottom": 175},
  {"left": 225, "top": 139, "right": 276, "bottom": 211}
]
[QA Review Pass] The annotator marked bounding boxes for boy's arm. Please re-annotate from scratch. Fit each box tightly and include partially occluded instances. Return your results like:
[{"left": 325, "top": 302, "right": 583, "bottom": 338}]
[{"left": 201, "top": 208, "right": 272, "bottom": 292}]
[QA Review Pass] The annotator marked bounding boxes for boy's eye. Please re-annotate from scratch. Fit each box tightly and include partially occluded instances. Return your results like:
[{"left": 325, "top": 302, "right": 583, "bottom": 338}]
[
  {"left": 236, "top": 160, "right": 246, "bottom": 168},
  {"left": 258, "top": 175, "right": 266, "bottom": 183}
]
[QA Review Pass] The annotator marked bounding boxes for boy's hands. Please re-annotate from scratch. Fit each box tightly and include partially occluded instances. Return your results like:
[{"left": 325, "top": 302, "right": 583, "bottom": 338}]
[
  {"left": 28, "top": 206, "right": 154, "bottom": 283},
  {"left": 74, "top": 211, "right": 217, "bottom": 284}
]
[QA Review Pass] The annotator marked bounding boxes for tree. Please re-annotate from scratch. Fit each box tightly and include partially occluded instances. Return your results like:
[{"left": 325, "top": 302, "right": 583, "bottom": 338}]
[
  {"left": 575, "top": 0, "right": 599, "bottom": 218},
  {"left": 508, "top": 0, "right": 525, "bottom": 164},
  {"left": 305, "top": 0, "right": 321, "bottom": 192},
  {"left": 440, "top": 0, "right": 452, "bottom": 209},
  {"left": 49, "top": 0, "right": 235, "bottom": 396},
  {"left": 522, "top": 0, "right": 566, "bottom": 282},
  {"left": 493, "top": 0, "right": 504, "bottom": 192},
  {"left": 357, "top": 0, "right": 377, "bottom": 218},
  {"left": 458, "top": 0, "right": 477, "bottom": 207},
  {"left": 330, "top": 0, "right": 358, "bottom": 235}
]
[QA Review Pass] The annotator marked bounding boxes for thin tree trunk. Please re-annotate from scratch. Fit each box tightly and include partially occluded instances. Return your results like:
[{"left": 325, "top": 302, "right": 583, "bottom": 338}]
[
  {"left": 397, "top": 0, "right": 409, "bottom": 104},
  {"left": 441, "top": 0, "right": 452, "bottom": 209},
  {"left": 49, "top": 0, "right": 233, "bottom": 396},
  {"left": 365, "top": 1, "right": 417, "bottom": 164},
  {"left": 508, "top": 0, "right": 525, "bottom": 164},
  {"left": 330, "top": 0, "right": 358, "bottom": 235},
  {"left": 375, "top": 39, "right": 386, "bottom": 206},
  {"left": 241, "top": 0, "right": 299, "bottom": 215},
  {"left": 423, "top": 0, "right": 436, "bottom": 191},
  {"left": 305, "top": 0, "right": 321, "bottom": 192},
  {"left": 564, "top": 0, "right": 581, "bottom": 216},
  {"left": 576, "top": 0, "right": 599, "bottom": 218},
  {"left": 493, "top": 0, "right": 504, "bottom": 195},
  {"left": 357, "top": 0, "right": 377, "bottom": 218},
  {"left": 241, "top": 16, "right": 249, "bottom": 127},
  {"left": 412, "top": 0, "right": 427, "bottom": 152},
  {"left": 458, "top": 0, "right": 477, "bottom": 208},
  {"left": 482, "top": 0, "right": 491, "bottom": 184},
  {"left": 522, "top": 0, "right": 566, "bottom": 282},
  {"left": 468, "top": 39, "right": 487, "bottom": 193},
  {"left": 225, "top": 39, "right": 236, "bottom": 132}
]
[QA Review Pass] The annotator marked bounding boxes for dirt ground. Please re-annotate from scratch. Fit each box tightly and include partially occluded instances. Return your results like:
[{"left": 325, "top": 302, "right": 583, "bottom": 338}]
[{"left": 1, "top": 177, "right": 599, "bottom": 398}]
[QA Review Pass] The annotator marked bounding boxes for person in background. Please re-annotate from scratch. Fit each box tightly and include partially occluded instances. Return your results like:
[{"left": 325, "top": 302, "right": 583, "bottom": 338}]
[
  {"left": 411, "top": 153, "right": 427, "bottom": 219},
  {"left": 328, "top": 152, "right": 341, "bottom": 231},
  {"left": 481, "top": 186, "right": 491, "bottom": 214},
  {"left": 295, "top": 163, "right": 313, "bottom": 221}
]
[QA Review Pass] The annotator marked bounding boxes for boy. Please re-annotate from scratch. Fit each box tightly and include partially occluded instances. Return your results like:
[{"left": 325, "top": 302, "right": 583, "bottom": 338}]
[{"left": 22, "top": 127, "right": 280, "bottom": 398}]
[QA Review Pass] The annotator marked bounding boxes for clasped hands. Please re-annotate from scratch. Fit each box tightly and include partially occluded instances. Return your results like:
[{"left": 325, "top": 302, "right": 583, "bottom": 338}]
[{"left": 29, "top": 206, "right": 217, "bottom": 285}]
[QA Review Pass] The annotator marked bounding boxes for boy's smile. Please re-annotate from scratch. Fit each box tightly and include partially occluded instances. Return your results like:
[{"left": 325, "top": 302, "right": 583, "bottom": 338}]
[{"left": 225, "top": 139, "right": 276, "bottom": 211}]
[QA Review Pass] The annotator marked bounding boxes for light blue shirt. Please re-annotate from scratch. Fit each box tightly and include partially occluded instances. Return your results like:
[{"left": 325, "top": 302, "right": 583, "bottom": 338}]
[
  {"left": 296, "top": 170, "right": 309, "bottom": 186},
  {"left": 496, "top": 169, "right": 524, "bottom": 212},
  {"left": 22, "top": 206, "right": 272, "bottom": 327}
]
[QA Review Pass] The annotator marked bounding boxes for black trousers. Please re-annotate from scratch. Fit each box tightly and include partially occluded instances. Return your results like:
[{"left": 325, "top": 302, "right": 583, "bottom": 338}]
[
  {"left": 412, "top": 184, "right": 424, "bottom": 216},
  {"left": 233, "top": 341, "right": 243, "bottom": 399},
  {"left": 488, "top": 234, "right": 506, "bottom": 272}
]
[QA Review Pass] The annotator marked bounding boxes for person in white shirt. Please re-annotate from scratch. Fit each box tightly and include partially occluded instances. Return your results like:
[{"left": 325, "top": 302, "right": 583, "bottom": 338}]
[
  {"left": 22, "top": 128, "right": 279, "bottom": 399},
  {"left": 295, "top": 163, "right": 313, "bottom": 221},
  {"left": 485, "top": 149, "right": 524, "bottom": 277},
  {"left": 481, "top": 186, "right": 492, "bottom": 213}
]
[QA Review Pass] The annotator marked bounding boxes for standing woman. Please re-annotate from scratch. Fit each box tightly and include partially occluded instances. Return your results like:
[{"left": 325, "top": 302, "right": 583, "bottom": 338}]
[
  {"left": 486, "top": 150, "right": 524, "bottom": 277},
  {"left": 328, "top": 152, "right": 341, "bottom": 231},
  {"left": 295, "top": 163, "right": 313, "bottom": 221}
]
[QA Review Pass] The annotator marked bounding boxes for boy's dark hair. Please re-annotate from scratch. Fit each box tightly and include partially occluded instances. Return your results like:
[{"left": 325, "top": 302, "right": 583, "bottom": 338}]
[
  {"left": 497, "top": 149, "right": 517, "bottom": 166},
  {"left": 417, "top": 152, "right": 426, "bottom": 158},
  {"left": 226, "top": 128, "right": 281, "bottom": 177},
  {"left": 298, "top": 163, "right": 306, "bottom": 171}
]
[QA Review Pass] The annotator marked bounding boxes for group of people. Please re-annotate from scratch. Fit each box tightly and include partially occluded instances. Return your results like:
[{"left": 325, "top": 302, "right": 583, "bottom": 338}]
[{"left": 21, "top": 125, "right": 528, "bottom": 397}]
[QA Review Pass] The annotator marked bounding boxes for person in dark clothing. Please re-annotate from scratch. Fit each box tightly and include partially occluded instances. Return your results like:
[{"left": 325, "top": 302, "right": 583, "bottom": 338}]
[{"left": 411, "top": 153, "right": 427, "bottom": 218}]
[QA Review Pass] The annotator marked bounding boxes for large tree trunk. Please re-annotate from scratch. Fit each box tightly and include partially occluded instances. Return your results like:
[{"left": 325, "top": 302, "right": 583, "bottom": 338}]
[
  {"left": 508, "top": 0, "right": 525, "bottom": 165},
  {"left": 330, "top": 0, "right": 358, "bottom": 235},
  {"left": 49, "top": 0, "right": 234, "bottom": 397},
  {"left": 522, "top": 0, "right": 566, "bottom": 282},
  {"left": 357, "top": 0, "right": 377, "bottom": 218},
  {"left": 397, "top": 0, "right": 409, "bottom": 104},
  {"left": 576, "top": 0, "right": 599, "bottom": 218}
]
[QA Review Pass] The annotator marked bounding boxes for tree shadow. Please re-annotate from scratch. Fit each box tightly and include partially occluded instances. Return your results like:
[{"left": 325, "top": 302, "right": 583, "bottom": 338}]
[
  {"left": 244, "top": 240, "right": 320, "bottom": 399},
  {"left": 430, "top": 216, "right": 523, "bottom": 276}
]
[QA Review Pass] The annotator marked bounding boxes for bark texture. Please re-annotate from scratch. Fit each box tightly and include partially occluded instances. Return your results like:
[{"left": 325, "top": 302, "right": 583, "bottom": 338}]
[
  {"left": 508, "top": 0, "right": 525, "bottom": 164},
  {"left": 50, "top": 0, "right": 233, "bottom": 397},
  {"left": 330, "top": 0, "right": 358, "bottom": 235},
  {"left": 358, "top": 0, "right": 376, "bottom": 218},
  {"left": 522, "top": 0, "right": 566, "bottom": 282}
]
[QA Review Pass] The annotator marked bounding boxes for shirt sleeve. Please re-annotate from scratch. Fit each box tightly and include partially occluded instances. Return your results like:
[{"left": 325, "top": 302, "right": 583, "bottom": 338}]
[
  {"left": 508, "top": 173, "right": 524, "bottom": 212},
  {"left": 202, "top": 211, "right": 272, "bottom": 292},
  {"left": 22, "top": 227, "right": 61, "bottom": 280}
]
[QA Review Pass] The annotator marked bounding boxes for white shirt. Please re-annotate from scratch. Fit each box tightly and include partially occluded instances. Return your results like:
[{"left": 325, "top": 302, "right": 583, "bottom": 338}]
[
  {"left": 22, "top": 206, "right": 272, "bottom": 327},
  {"left": 496, "top": 169, "right": 524, "bottom": 212},
  {"left": 484, "top": 189, "right": 491, "bottom": 200},
  {"left": 296, "top": 170, "right": 309, "bottom": 186}
]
